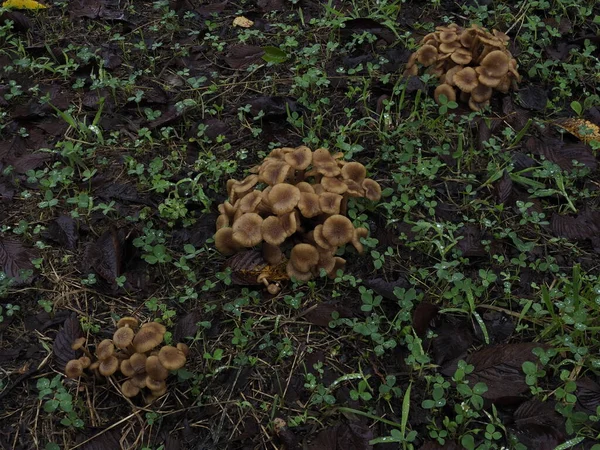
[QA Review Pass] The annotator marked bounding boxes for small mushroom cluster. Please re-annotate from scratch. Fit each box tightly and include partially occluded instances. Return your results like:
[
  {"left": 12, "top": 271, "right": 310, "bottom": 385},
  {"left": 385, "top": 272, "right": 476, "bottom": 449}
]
[
  {"left": 64, "top": 317, "right": 188, "bottom": 402},
  {"left": 404, "top": 23, "right": 521, "bottom": 111},
  {"left": 214, "top": 146, "right": 382, "bottom": 289}
]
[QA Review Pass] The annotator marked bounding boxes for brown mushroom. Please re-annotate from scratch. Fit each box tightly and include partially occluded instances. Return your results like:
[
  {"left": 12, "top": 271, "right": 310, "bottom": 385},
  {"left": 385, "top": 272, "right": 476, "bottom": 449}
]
[
  {"left": 470, "top": 83, "right": 493, "bottom": 103},
  {"left": 238, "top": 190, "right": 263, "bottom": 213},
  {"left": 284, "top": 146, "right": 312, "bottom": 170},
  {"left": 176, "top": 343, "right": 190, "bottom": 357},
  {"left": 268, "top": 183, "right": 301, "bottom": 215},
  {"left": 120, "top": 359, "right": 136, "bottom": 377},
  {"left": 65, "top": 359, "right": 85, "bottom": 379},
  {"left": 328, "top": 257, "right": 347, "bottom": 278},
  {"left": 146, "top": 355, "right": 169, "bottom": 381},
  {"left": 214, "top": 227, "right": 242, "bottom": 255},
  {"left": 96, "top": 339, "right": 115, "bottom": 360},
  {"left": 129, "top": 352, "right": 148, "bottom": 374},
  {"left": 290, "top": 244, "right": 320, "bottom": 273},
  {"left": 313, "top": 225, "right": 335, "bottom": 251},
  {"left": 351, "top": 227, "right": 369, "bottom": 254},
  {"left": 322, "top": 215, "right": 354, "bottom": 247},
  {"left": 146, "top": 377, "right": 166, "bottom": 392},
  {"left": 341, "top": 162, "right": 366, "bottom": 183},
  {"left": 362, "top": 179, "right": 382, "bottom": 202},
  {"left": 295, "top": 181, "right": 315, "bottom": 194},
  {"left": 416, "top": 44, "right": 438, "bottom": 66},
  {"left": 286, "top": 260, "right": 313, "bottom": 281},
  {"left": 232, "top": 213, "right": 263, "bottom": 247},
  {"left": 121, "top": 380, "right": 140, "bottom": 398},
  {"left": 298, "top": 192, "right": 322, "bottom": 218},
  {"left": 451, "top": 48, "right": 472, "bottom": 65},
  {"left": 259, "top": 160, "right": 291, "bottom": 186},
  {"left": 158, "top": 346, "right": 187, "bottom": 371},
  {"left": 480, "top": 50, "right": 509, "bottom": 78},
  {"left": 78, "top": 356, "right": 91, "bottom": 369},
  {"left": 453, "top": 67, "right": 479, "bottom": 93},
  {"left": 132, "top": 325, "right": 164, "bottom": 354},
  {"left": 117, "top": 317, "right": 139, "bottom": 330},
  {"left": 113, "top": 326, "right": 134, "bottom": 349},
  {"left": 434, "top": 84, "right": 456, "bottom": 104},
  {"left": 99, "top": 355, "right": 119, "bottom": 376},
  {"left": 319, "top": 192, "right": 343, "bottom": 215}
]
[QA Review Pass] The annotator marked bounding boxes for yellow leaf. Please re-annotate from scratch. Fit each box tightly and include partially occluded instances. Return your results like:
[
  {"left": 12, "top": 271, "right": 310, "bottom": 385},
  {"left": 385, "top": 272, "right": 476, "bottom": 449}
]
[
  {"left": 2, "top": 0, "right": 48, "bottom": 9},
  {"left": 555, "top": 118, "right": 600, "bottom": 144},
  {"left": 232, "top": 16, "right": 253, "bottom": 28}
]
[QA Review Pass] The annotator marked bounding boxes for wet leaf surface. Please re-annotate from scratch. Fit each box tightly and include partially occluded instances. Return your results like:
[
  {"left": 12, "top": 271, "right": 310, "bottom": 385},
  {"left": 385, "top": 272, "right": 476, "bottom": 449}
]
[
  {"left": 224, "top": 45, "right": 265, "bottom": 69},
  {"left": 550, "top": 210, "right": 600, "bottom": 241},
  {"left": 42, "top": 216, "right": 79, "bottom": 250},
  {"left": 308, "top": 422, "right": 373, "bottom": 450},
  {"left": 52, "top": 313, "right": 83, "bottom": 371},
  {"left": 0, "top": 237, "right": 37, "bottom": 285}
]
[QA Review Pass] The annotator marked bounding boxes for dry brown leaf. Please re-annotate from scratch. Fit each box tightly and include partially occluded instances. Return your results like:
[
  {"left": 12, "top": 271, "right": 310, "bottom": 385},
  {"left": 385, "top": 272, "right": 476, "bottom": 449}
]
[
  {"left": 555, "top": 118, "right": 600, "bottom": 144},
  {"left": 233, "top": 16, "right": 253, "bottom": 28}
]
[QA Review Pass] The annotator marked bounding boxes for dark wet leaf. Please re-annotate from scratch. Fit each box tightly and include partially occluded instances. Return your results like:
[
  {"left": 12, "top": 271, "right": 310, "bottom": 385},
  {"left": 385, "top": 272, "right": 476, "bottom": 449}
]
[
  {"left": 9, "top": 152, "right": 52, "bottom": 173},
  {"left": 257, "top": 0, "right": 284, "bottom": 12},
  {"left": 412, "top": 302, "right": 439, "bottom": 338},
  {"left": 495, "top": 170, "right": 513, "bottom": 204},
  {"left": 308, "top": 423, "right": 372, "bottom": 450},
  {"left": 363, "top": 276, "right": 409, "bottom": 301},
  {"left": 432, "top": 321, "right": 473, "bottom": 366},
  {"left": 173, "top": 310, "right": 202, "bottom": 342},
  {"left": 43, "top": 215, "right": 79, "bottom": 250},
  {"left": 341, "top": 18, "right": 395, "bottom": 44},
  {"left": 0, "top": 10, "right": 31, "bottom": 32},
  {"left": 476, "top": 310, "right": 514, "bottom": 344},
  {"left": 575, "top": 377, "right": 600, "bottom": 413},
  {"left": 0, "top": 237, "right": 37, "bottom": 285},
  {"left": 404, "top": 75, "right": 426, "bottom": 93},
  {"left": 511, "top": 399, "right": 566, "bottom": 450},
  {"left": 525, "top": 136, "right": 597, "bottom": 171},
  {"left": 551, "top": 210, "right": 600, "bottom": 241},
  {"left": 0, "top": 348, "right": 21, "bottom": 364},
  {"left": 35, "top": 119, "right": 69, "bottom": 136},
  {"left": 69, "top": 0, "right": 127, "bottom": 21},
  {"left": 52, "top": 313, "right": 83, "bottom": 371},
  {"left": 79, "top": 427, "right": 123, "bottom": 450},
  {"left": 195, "top": 1, "right": 227, "bottom": 17},
  {"left": 95, "top": 181, "right": 148, "bottom": 204},
  {"left": 502, "top": 97, "right": 530, "bottom": 131},
  {"left": 88, "top": 228, "right": 123, "bottom": 284},
  {"left": 303, "top": 302, "right": 355, "bottom": 327},
  {"left": 148, "top": 104, "right": 185, "bottom": 129},
  {"left": 511, "top": 151, "right": 537, "bottom": 172},
  {"left": 246, "top": 96, "right": 300, "bottom": 119},
  {"left": 518, "top": 85, "right": 548, "bottom": 111},
  {"left": 171, "top": 213, "right": 217, "bottom": 250},
  {"left": 24, "top": 309, "right": 71, "bottom": 332},
  {"left": 443, "top": 343, "right": 548, "bottom": 401},
  {"left": 546, "top": 42, "right": 578, "bottom": 61},
  {"left": 0, "top": 183, "right": 15, "bottom": 203},
  {"left": 0, "top": 136, "right": 26, "bottom": 166},
  {"left": 457, "top": 225, "right": 486, "bottom": 257},
  {"left": 224, "top": 45, "right": 264, "bottom": 69}
]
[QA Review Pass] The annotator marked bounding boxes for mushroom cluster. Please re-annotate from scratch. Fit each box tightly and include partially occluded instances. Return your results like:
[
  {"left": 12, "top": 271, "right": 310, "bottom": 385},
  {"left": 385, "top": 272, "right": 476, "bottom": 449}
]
[
  {"left": 64, "top": 317, "right": 188, "bottom": 403},
  {"left": 404, "top": 23, "right": 521, "bottom": 111},
  {"left": 214, "top": 146, "right": 382, "bottom": 289}
]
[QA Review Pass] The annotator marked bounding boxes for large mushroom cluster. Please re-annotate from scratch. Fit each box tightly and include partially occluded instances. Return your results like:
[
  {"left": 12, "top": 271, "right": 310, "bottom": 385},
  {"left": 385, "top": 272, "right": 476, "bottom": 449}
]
[
  {"left": 404, "top": 23, "right": 521, "bottom": 111},
  {"left": 214, "top": 146, "right": 382, "bottom": 290},
  {"left": 64, "top": 317, "right": 188, "bottom": 402}
]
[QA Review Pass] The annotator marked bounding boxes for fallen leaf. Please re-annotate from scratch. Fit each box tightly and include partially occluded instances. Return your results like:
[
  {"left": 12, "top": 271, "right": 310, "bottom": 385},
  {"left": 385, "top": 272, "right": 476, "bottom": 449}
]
[
  {"left": 232, "top": 16, "right": 253, "bottom": 28},
  {"left": 495, "top": 170, "right": 513, "bottom": 204},
  {"left": 555, "top": 118, "right": 600, "bottom": 144},
  {"left": 52, "top": 314, "right": 83, "bottom": 371},
  {"left": 224, "top": 45, "right": 264, "bottom": 69},
  {"left": 88, "top": 228, "right": 123, "bottom": 284},
  {"left": 43, "top": 216, "right": 79, "bottom": 250},
  {"left": 0, "top": 236, "right": 37, "bottom": 285},
  {"left": 550, "top": 210, "right": 600, "bottom": 241},
  {"left": 2, "top": 0, "right": 47, "bottom": 9}
]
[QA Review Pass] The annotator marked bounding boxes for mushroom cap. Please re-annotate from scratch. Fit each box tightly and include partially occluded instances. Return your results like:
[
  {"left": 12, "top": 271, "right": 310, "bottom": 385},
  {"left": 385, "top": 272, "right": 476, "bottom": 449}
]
[
  {"left": 238, "top": 190, "right": 263, "bottom": 213},
  {"left": 312, "top": 148, "right": 341, "bottom": 177},
  {"left": 476, "top": 67, "right": 502, "bottom": 87},
  {"left": 451, "top": 48, "right": 472, "bottom": 65},
  {"left": 132, "top": 325, "right": 164, "bottom": 353},
  {"left": 468, "top": 97, "right": 490, "bottom": 112},
  {"left": 470, "top": 83, "right": 493, "bottom": 102},
  {"left": 439, "top": 30, "right": 457, "bottom": 43},
  {"left": 344, "top": 179, "right": 365, "bottom": 197},
  {"left": 341, "top": 162, "right": 366, "bottom": 183},
  {"left": 120, "top": 359, "right": 135, "bottom": 377},
  {"left": 113, "top": 326, "right": 134, "bottom": 349},
  {"left": 321, "top": 177, "right": 348, "bottom": 194},
  {"left": 176, "top": 343, "right": 190, "bottom": 357},
  {"left": 232, "top": 213, "right": 264, "bottom": 247},
  {"left": 96, "top": 339, "right": 115, "bottom": 360},
  {"left": 460, "top": 29, "right": 477, "bottom": 48},
  {"left": 319, "top": 192, "right": 343, "bottom": 215},
  {"left": 298, "top": 192, "right": 322, "bottom": 218},
  {"left": 130, "top": 373, "right": 148, "bottom": 388},
  {"left": 99, "top": 355, "right": 119, "bottom": 376},
  {"left": 117, "top": 317, "right": 139, "bottom": 329},
  {"left": 295, "top": 181, "right": 315, "bottom": 194},
  {"left": 362, "top": 179, "right": 382, "bottom": 201},
  {"left": 129, "top": 352, "right": 148, "bottom": 374},
  {"left": 71, "top": 337, "right": 86, "bottom": 351},
  {"left": 286, "top": 260, "right": 313, "bottom": 281},
  {"left": 146, "top": 377, "right": 166, "bottom": 392},
  {"left": 231, "top": 175, "right": 258, "bottom": 194},
  {"left": 216, "top": 214, "right": 229, "bottom": 230},
  {"left": 351, "top": 227, "right": 369, "bottom": 254},
  {"left": 444, "top": 65, "right": 464, "bottom": 86},
  {"left": 439, "top": 41, "right": 461, "bottom": 54},
  {"left": 261, "top": 216, "right": 287, "bottom": 246},
  {"left": 214, "top": 227, "right": 242, "bottom": 256},
  {"left": 284, "top": 146, "right": 312, "bottom": 170},
  {"left": 78, "top": 356, "right": 91, "bottom": 369},
  {"left": 434, "top": 84, "right": 456, "bottom": 104},
  {"left": 480, "top": 50, "right": 509, "bottom": 78},
  {"left": 279, "top": 211, "right": 298, "bottom": 236},
  {"left": 268, "top": 184, "right": 301, "bottom": 215},
  {"left": 290, "top": 244, "right": 320, "bottom": 273},
  {"left": 146, "top": 355, "right": 169, "bottom": 380},
  {"left": 453, "top": 67, "right": 479, "bottom": 93},
  {"left": 322, "top": 215, "right": 354, "bottom": 247},
  {"left": 416, "top": 44, "right": 438, "bottom": 66},
  {"left": 65, "top": 359, "right": 84, "bottom": 378},
  {"left": 121, "top": 380, "right": 140, "bottom": 398},
  {"left": 259, "top": 160, "right": 291, "bottom": 186},
  {"left": 158, "top": 345, "right": 187, "bottom": 371},
  {"left": 313, "top": 225, "right": 334, "bottom": 251}
]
